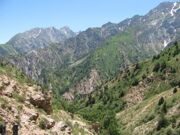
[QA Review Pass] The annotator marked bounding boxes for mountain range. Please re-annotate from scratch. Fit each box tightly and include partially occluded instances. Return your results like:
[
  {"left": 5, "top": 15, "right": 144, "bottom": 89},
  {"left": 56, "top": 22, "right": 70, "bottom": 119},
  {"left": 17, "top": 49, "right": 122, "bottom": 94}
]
[
  {"left": 0, "top": 2, "right": 180, "bottom": 97},
  {"left": 3, "top": 1, "right": 179, "bottom": 98},
  {"left": 8, "top": 26, "right": 76, "bottom": 53},
  {"left": 0, "top": 1, "right": 180, "bottom": 135}
]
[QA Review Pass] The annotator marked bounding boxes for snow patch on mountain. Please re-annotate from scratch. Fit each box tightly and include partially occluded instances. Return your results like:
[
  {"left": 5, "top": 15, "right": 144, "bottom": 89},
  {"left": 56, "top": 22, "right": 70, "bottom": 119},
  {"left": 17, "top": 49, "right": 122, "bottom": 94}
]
[
  {"left": 128, "top": 20, "right": 132, "bottom": 26},
  {"left": 163, "top": 40, "right": 171, "bottom": 48},
  {"left": 119, "top": 27, "right": 124, "bottom": 31},
  {"left": 170, "top": 2, "right": 180, "bottom": 16},
  {"left": 32, "top": 29, "right": 42, "bottom": 39}
]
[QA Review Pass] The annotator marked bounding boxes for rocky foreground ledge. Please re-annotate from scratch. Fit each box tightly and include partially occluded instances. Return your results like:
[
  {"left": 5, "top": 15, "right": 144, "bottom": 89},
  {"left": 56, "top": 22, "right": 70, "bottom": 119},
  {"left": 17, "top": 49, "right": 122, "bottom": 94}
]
[{"left": 0, "top": 75, "right": 96, "bottom": 135}]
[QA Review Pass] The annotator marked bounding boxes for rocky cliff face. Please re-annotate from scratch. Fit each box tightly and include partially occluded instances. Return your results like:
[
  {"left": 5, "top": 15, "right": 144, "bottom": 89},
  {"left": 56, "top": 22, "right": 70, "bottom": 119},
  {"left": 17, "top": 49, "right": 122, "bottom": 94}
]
[
  {"left": 63, "top": 69, "right": 101, "bottom": 100},
  {"left": 7, "top": 44, "right": 65, "bottom": 82},
  {"left": 117, "top": 2, "right": 180, "bottom": 50},
  {"left": 64, "top": 22, "right": 121, "bottom": 59},
  {"left": 0, "top": 72, "right": 96, "bottom": 135}
]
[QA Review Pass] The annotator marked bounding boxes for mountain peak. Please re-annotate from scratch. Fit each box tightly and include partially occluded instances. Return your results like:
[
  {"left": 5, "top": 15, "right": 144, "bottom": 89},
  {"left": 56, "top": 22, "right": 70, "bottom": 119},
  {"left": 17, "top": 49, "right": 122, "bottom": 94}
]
[
  {"left": 102, "top": 22, "right": 115, "bottom": 28},
  {"left": 7, "top": 26, "right": 76, "bottom": 53},
  {"left": 60, "top": 26, "right": 71, "bottom": 31},
  {"left": 151, "top": 1, "right": 180, "bottom": 15},
  {"left": 59, "top": 26, "right": 76, "bottom": 37}
]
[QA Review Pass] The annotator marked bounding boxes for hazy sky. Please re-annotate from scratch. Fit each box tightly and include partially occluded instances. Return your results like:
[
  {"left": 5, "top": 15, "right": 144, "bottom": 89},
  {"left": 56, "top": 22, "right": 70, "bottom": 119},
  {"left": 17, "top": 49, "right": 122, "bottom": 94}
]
[{"left": 0, "top": 0, "right": 177, "bottom": 43}]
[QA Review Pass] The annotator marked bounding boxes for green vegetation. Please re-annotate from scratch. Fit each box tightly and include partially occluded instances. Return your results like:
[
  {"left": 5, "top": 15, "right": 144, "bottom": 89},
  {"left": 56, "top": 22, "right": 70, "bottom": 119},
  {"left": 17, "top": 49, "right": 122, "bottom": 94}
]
[
  {"left": 1, "top": 35, "right": 179, "bottom": 135},
  {"left": 0, "top": 60, "right": 33, "bottom": 84},
  {"left": 60, "top": 41, "right": 180, "bottom": 134},
  {"left": 39, "top": 117, "right": 47, "bottom": 129},
  {"left": 12, "top": 92, "right": 26, "bottom": 103},
  {"left": 71, "top": 122, "right": 87, "bottom": 135},
  {"left": 87, "top": 29, "right": 153, "bottom": 80},
  {"left": 41, "top": 28, "right": 157, "bottom": 97}
]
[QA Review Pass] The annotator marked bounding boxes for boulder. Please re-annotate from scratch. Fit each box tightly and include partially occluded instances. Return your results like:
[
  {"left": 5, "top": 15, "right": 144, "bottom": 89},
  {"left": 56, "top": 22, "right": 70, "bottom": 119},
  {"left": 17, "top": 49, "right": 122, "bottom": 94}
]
[
  {"left": 2, "top": 80, "right": 17, "bottom": 97},
  {"left": 51, "top": 121, "right": 72, "bottom": 135},
  {"left": 40, "top": 116, "right": 55, "bottom": 129},
  {"left": 45, "top": 117, "right": 55, "bottom": 129},
  {"left": 29, "top": 112, "right": 39, "bottom": 121},
  {"left": 3, "top": 79, "right": 10, "bottom": 86},
  {"left": 29, "top": 92, "right": 52, "bottom": 114},
  {"left": 21, "top": 108, "right": 39, "bottom": 124},
  {"left": 3, "top": 87, "right": 13, "bottom": 97}
]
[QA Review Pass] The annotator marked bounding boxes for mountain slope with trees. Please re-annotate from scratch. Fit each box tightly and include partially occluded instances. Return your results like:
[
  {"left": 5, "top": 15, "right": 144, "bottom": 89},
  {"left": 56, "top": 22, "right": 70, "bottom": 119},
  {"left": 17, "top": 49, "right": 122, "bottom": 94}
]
[{"left": 63, "top": 41, "right": 180, "bottom": 134}]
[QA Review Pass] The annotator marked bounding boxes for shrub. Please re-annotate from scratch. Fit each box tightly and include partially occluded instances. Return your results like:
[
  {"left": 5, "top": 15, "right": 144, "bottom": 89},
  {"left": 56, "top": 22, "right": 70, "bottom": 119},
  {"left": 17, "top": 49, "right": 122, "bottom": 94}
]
[
  {"left": 119, "top": 91, "right": 124, "bottom": 98},
  {"left": 177, "top": 121, "right": 180, "bottom": 128},
  {"left": 1, "top": 103, "right": 6, "bottom": 109},
  {"left": 153, "top": 62, "right": 167, "bottom": 72},
  {"left": 160, "top": 102, "right": 167, "bottom": 114},
  {"left": 169, "top": 80, "right": 180, "bottom": 87},
  {"left": 165, "top": 127, "right": 173, "bottom": 135},
  {"left": 134, "top": 63, "right": 140, "bottom": 71},
  {"left": 173, "top": 88, "right": 177, "bottom": 94},
  {"left": 142, "top": 74, "right": 146, "bottom": 79},
  {"left": 39, "top": 118, "right": 47, "bottom": 129},
  {"left": 173, "top": 129, "right": 180, "bottom": 135},
  {"left": 104, "top": 85, "right": 108, "bottom": 90},
  {"left": 170, "top": 67, "right": 176, "bottom": 73},
  {"left": 172, "top": 49, "right": 179, "bottom": 57},
  {"left": 156, "top": 114, "right": 168, "bottom": 131},
  {"left": 0, "top": 116, "right": 4, "bottom": 125},
  {"left": 160, "top": 62, "right": 166, "bottom": 72},
  {"left": 153, "top": 63, "right": 160, "bottom": 72},
  {"left": 152, "top": 55, "right": 160, "bottom": 61},
  {"left": 66, "top": 103, "right": 76, "bottom": 113},
  {"left": 131, "top": 78, "right": 139, "bottom": 86},
  {"left": 86, "top": 95, "right": 95, "bottom": 106},
  {"left": 146, "top": 68, "right": 149, "bottom": 74},
  {"left": 102, "top": 111, "right": 119, "bottom": 135},
  {"left": 174, "top": 41, "right": 178, "bottom": 46},
  {"left": 158, "top": 97, "right": 164, "bottom": 106}
]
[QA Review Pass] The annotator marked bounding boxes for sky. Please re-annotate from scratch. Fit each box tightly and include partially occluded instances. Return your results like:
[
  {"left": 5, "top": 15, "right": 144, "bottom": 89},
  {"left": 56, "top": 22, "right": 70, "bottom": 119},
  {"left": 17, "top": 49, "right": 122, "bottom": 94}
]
[{"left": 0, "top": 0, "right": 177, "bottom": 43}]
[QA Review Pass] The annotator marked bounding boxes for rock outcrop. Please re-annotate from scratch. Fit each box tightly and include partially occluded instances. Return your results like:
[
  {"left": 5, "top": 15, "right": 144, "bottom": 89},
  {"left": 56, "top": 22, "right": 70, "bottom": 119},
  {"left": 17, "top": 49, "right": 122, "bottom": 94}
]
[
  {"left": 51, "top": 121, "right": 72, "bottom": 135},
  {"left": 63, "top": 69, "right": 101, "bottom": 100},
  {"left": 0, "top": 74, "right": 96, "bottom": 135},
  {"left": 29, "top": 90, "right": 52, "bottom": 114}
]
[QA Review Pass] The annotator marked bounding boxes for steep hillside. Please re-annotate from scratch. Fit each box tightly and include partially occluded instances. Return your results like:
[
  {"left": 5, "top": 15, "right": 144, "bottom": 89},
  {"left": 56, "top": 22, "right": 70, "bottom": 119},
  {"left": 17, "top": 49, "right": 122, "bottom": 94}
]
[
  {"left": 7, "top": 44, "right": 66, "bottom": 83},
  {"left": 64, "top": 41, "right": 180, "bottom": 134},
  {"left": 117, "top": 88, "right": 180, "bottom": 135},
  {"left": 0, "top": 61, "right": 96, "bottom": 135},
  {"left": 0, "top": 44, "right": 18, "bottom": 57}
]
